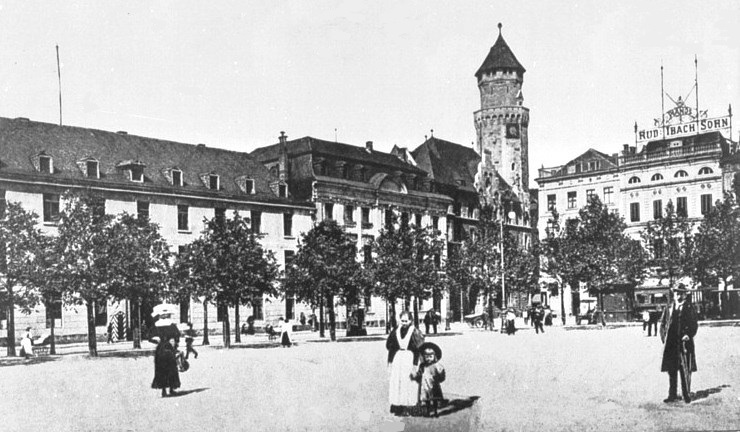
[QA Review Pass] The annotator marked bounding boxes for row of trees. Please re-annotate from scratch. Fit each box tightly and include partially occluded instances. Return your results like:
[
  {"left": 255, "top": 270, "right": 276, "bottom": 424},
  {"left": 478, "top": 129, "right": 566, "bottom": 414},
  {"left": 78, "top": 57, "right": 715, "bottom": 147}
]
[{"left": 540, "top": 192, "right": 740, "bottom": 325}]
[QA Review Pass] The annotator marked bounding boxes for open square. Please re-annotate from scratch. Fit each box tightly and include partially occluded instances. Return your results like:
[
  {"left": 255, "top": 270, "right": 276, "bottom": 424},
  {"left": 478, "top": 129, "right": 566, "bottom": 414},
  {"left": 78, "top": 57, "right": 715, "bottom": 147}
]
[{"left": 2, "top": 325, "right": 739, "bottom": 432}]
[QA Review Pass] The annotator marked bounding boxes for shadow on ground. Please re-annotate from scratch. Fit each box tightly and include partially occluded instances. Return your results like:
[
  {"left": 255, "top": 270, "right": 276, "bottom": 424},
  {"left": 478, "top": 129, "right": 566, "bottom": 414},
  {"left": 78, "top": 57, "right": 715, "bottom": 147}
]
[
  {"left": 98, "top": 349, "right": 155, "bottom": 359},
  {"left": 167, "top": 388, "right": 209, "bottom": 398},
  {"left": 435, "top": 396, "right": 481, "bottom": 417},
  {"left": 0, "top": 356, "right": 62, "bottom": 367},
  {"left": 691, "top": 384, "right": 731, "bottom": 402}
]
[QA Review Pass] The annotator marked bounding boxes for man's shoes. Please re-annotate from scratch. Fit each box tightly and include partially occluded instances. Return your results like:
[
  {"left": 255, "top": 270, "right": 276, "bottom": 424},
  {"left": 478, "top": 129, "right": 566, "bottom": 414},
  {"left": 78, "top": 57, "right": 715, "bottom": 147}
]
[{"left": 663, "top": 396, "right": 680, "bottom": 403}]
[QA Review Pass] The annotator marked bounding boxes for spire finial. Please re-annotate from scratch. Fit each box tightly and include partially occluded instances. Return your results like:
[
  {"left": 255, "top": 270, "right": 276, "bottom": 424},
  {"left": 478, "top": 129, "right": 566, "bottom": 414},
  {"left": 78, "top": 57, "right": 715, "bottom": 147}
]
[{"left": 498, "top": 23, "right": 502, "bottom": 35}]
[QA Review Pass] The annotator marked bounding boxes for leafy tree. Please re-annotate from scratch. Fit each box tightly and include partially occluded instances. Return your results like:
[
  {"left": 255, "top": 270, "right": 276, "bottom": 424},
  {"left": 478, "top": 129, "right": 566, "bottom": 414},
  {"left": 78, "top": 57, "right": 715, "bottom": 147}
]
[
  {"left": 571, "top": 196, "right": 646, "bottom": 325},
  {"left": 541, "top": 209, "right": 581, "bottom": 325},
  {"left": 105, "top": 213, "right": 172, "bottom": 349},
  {"left": 692, "top": 193, "right": 740, "bottom": 291},
  {"left": 370, "top": 215, "right": 445, "bottom": 328},
  {"left": 641, "top": 200, "right": 694, "bottom": 288},
  {"left": 0, "top": 202, "right": 47, "bottom": 356},
  {"left": 49, "top": 192, "right": 113, "bottom": 356},
  {"left": 174, "top": 213, "right": 278, "bottom": 348},
  {"left": 172, "top": 237, "right": 215, "bottom": 346},
  {"left": 284, "top": 220, "right": 364, "bottom": 341}
]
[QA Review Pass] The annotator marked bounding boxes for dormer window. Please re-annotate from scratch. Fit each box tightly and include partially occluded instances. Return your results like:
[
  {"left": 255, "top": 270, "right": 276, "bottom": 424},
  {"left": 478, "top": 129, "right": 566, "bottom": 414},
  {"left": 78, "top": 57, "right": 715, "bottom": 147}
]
[
  {"left": 674, "top": 170, "right": 688, "bottom": 178},
  {"left": 651, "top": 173, "right": 663, "bottom": 181},
  {"left": 130, "top": 165, "right": 144, "bottom": 182},
  {"left": 208, "top": 174, "right": 220, "bottom": 190},
  {"left": 172, "top": 169, "right": 183, "bottom": 186},
  {"left": 698, "top": 167, "right": 713, "bottom": 175},
  {"left": 628, "top": 176, "right": 641, "bottom": 184},
  {"left": 39, "top": 155, "right": 52, "bottom": 173},
  {"left": 86, "top": 160, "right": 99, "bottom": 178},
  {"left": 117, "top": 160, "right": 146, "bottom": 183},
  {"left": 235, "top": 176, "right": 255, "bottom": 194},
  {"left": 278, "top": 183, "right": 287, "bottom": 198}
]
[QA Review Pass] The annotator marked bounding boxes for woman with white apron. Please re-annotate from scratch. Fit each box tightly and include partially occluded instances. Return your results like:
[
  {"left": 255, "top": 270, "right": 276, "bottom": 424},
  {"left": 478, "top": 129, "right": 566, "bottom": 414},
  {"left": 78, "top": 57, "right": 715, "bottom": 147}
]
[{"left": 386, "top": 311, "right": 425, "bottom": 416}]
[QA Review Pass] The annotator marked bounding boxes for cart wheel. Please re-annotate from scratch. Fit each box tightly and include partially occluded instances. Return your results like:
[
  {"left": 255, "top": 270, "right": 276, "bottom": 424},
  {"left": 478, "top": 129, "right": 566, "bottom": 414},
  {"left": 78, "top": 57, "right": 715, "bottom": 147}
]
[{"left": 474, "top": 318, "right": 484, "bottom": 328}]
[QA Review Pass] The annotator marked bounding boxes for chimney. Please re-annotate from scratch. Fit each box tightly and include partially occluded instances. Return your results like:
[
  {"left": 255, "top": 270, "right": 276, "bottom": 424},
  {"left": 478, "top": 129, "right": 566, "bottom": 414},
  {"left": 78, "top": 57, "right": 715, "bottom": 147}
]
[
  {"left": 366, "top": 141, "right": 373, "bottom": 152},
  {"left": 279, "top": 131, "right": 287, "bottom": 145}
]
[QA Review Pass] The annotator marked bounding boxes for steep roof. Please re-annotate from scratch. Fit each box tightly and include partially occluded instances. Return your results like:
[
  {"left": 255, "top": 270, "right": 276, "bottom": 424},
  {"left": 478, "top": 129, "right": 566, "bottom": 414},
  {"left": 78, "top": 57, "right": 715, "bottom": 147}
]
[
  {"left": 411, "top": 137, "right": 479, "bottom": 193},
  {"left": 0, "top": 117, "right": 289, "bottom": 202},
  {"left": 475, "top": 25, "right": 526, "bottom": 79},
  {"left": 251, "top": 136, "right": 427, "bottom": 175}
]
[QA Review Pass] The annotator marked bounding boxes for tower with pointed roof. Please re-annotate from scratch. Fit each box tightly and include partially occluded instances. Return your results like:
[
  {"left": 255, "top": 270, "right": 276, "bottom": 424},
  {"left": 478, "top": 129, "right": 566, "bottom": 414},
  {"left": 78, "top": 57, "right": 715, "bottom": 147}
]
[{"left": 474, "top": 23, "right": 529, "bottom": 214}]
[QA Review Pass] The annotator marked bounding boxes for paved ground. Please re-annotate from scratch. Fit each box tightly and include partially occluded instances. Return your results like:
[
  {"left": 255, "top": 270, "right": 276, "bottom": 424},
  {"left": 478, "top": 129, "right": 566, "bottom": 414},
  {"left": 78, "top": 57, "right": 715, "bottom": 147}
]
[{"left": 1, "top": 324, "right": 739, "bottom": 432}]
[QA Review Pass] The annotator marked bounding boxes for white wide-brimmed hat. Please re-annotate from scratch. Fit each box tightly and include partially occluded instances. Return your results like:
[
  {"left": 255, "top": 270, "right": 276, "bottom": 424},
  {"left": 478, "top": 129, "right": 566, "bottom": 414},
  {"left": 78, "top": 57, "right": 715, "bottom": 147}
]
[{"left": 151, "top": 304, "right": 177, "bottom": 318}]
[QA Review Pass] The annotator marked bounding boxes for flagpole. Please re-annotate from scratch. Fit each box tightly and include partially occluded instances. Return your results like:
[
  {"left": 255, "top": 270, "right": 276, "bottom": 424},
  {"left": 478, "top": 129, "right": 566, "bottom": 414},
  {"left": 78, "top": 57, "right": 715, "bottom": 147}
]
[
  {"left": 694, "top": 55, "right": 699, "bottom": 135},
  {"left": 56, "top": 45, "right": 63, "bottom": 126},
  {"left": 661, "top": 62, "right": 666, "bottom": 140}
]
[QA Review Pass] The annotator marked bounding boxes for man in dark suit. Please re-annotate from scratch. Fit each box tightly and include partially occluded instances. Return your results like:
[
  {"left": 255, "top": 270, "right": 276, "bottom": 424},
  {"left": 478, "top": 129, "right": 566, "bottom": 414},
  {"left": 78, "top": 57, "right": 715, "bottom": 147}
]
[{"left": 659, "top": 284, "right": 698, "bottom": 403}]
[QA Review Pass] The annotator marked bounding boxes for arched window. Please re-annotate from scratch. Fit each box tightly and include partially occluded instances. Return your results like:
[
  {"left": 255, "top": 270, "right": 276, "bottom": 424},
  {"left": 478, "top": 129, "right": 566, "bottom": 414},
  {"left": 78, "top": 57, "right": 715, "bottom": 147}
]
[
  {"left": 651, "top": 173, "right": 664, "bottom": 181},
  {"left": 628, "top": 176, "right": 641, "bottom": 184},
  {"left": 698, "top": 167, "right": 713, "bottom": 175},
  {"left": 674, "top": 170, "right": 689, "bottom": 178}
]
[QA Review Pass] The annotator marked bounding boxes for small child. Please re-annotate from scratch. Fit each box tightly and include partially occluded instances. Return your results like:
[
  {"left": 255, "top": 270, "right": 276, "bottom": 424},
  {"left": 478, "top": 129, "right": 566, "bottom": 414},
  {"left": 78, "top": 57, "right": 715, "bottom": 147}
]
[
  {"left": 410, "top": 342, "right": 446, "bottom": 417},
  {"left": 183, "top": 322, "right": 198, "bottom": 359}
]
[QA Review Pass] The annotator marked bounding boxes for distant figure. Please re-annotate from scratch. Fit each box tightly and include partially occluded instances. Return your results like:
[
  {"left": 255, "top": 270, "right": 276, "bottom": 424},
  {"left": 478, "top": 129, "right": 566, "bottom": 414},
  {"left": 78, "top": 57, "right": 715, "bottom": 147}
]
[
  {"left": 244, "top": 316, "right": 256, "bottom": 335},
  {"left": 533, "top": 306, "right": 545, "bottom": 334},
  {"left": 183, "top": 322, "right": 198, "bottom": 360},
  {"left": 279, "top": 317, "right": 292, "bottom": 347},
  {"left": 642, "top": 310, "right": 651, "bottom": 335},
  {"left": 649, "top": 309, "right": 659, "bottom": 337},
  {"left": 423, "top": 310, "right": 434, "bottom": 335},
  {"left": 20, "top": 327, "right": 34, "bottom": 359},
  {"left": 505, "top": 308, "right": 517, "bottom": 335},
  {"left": 544, "top": 307, "right": 553, "bottom": 326},
  {"left": 386, "top": 311, "right": 425, "bottom": 416},
  {"left": 660, "top": 285, "right": 698, "bottom": 404},
  {"left": 523, "top": 309, "right": 529, "bottom": 326},
  {"left": 411, "top": 342, "right": 446, "bottom": 417},
  {"left": 299, "top": 312, "right": 306, "bottom": 327}
]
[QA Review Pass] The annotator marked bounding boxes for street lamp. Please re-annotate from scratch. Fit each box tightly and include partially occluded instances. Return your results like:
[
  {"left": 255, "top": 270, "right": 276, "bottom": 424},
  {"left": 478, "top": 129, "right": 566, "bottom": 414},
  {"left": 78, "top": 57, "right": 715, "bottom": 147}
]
[{"left": 500, "top": 210, "right": 517, "bottom": 310}]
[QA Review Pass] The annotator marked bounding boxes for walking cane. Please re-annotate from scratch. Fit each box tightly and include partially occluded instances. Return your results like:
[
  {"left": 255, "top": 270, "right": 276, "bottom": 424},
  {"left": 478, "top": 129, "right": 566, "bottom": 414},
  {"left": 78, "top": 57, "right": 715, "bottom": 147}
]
[{"left": 680, "top": 339, "right": 692, "bottom": 397}]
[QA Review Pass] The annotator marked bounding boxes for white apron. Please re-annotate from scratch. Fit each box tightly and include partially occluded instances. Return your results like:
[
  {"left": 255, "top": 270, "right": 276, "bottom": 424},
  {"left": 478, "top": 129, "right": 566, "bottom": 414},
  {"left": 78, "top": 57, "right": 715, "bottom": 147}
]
[{"left": 388, "top": 327, "right": 419, "bottom": 406}]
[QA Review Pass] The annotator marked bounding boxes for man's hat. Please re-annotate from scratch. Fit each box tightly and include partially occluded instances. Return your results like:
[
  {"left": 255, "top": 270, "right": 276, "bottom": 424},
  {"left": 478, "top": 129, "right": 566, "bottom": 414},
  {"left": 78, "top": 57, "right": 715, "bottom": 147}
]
[
  {"left": 419, "top": 342, "right": 442, "bottom": 360},
  {"left": 672, "top": 283, "right": 689, "bottom": 292}
]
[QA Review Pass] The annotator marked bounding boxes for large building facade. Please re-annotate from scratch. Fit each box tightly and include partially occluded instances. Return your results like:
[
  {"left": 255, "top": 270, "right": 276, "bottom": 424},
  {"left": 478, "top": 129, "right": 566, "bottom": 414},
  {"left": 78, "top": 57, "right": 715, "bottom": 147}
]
[
  {"left": 536, "top": 106, "right": 737, "bottom": 321},
  {"left": 0, "top": 117, "right": 315, "bottom": 343}
]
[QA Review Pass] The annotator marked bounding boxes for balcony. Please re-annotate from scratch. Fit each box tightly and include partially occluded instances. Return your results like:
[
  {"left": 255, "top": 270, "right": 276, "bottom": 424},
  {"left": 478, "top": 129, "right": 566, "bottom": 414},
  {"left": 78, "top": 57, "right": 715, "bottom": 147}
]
[{"left": 620, "top": 142, "right": 721, "bottom": 166}]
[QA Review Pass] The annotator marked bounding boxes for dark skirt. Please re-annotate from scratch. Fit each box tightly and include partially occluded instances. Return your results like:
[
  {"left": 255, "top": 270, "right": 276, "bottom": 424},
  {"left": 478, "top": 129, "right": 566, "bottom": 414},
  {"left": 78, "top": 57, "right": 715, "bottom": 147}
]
[
  {"left": 281, "top": 332, "right": 292, "bottom": 347},
  {"left": 152, "top": 343, "right": 181, "bottom": 389}
]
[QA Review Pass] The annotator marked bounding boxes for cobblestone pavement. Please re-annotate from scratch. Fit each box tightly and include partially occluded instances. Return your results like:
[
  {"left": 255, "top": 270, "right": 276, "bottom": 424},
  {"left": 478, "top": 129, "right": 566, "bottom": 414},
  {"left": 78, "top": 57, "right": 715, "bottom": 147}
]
[{"left": 1, "top": 324, "right": 739, "bottom": 431}]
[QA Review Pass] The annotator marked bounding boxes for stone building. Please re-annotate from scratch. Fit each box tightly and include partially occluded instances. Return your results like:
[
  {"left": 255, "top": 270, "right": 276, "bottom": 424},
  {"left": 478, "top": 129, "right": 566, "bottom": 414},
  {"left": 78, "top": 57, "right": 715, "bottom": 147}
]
[
  {"left": 250, "top": 133, "right": 453, "bottom": 328},
  {"left": 0, "top": 117, "right": 315, "bottom": 343}
]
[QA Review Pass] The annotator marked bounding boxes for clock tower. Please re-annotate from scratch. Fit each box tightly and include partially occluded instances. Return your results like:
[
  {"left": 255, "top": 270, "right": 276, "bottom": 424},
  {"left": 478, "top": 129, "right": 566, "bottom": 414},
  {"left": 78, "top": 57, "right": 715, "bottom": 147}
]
[{"left": 474, "top": 23, "right": 530, "bottom": 213}]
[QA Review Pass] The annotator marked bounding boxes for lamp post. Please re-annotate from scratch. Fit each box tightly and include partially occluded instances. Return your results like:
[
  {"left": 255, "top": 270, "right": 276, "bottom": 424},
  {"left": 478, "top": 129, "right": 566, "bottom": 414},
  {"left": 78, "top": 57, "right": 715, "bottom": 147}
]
[{"left": 500, "top": 210, "right": 517, "bottom": 309}]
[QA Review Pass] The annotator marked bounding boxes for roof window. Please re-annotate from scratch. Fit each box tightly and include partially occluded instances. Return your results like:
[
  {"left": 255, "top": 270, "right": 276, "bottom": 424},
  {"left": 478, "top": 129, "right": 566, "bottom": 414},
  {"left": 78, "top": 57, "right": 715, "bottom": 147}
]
[
  {"left": 674, "top": 170, "right": 689, "bottom": 178},
  {"left": 651, "top": 173, "right": 663, "bottom": 181},
  {"left": 628, "top": 176, "right": 641, "bottom": 184}
]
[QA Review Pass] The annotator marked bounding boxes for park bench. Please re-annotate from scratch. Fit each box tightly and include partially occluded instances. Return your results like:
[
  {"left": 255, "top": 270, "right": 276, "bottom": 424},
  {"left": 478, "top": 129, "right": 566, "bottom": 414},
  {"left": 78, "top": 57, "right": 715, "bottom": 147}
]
[{"left": 32, "top": 345, "right": 49, "bottom": 356}]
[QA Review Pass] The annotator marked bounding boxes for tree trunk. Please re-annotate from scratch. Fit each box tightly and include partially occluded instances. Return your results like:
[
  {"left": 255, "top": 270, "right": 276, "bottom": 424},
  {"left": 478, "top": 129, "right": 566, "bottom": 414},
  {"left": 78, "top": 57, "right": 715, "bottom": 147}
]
[
  {"left": 234, "top": 301, "right": 241, "bottom": 343},
  {"left": 389, "top": 300, "right": 396, "bottom": 331},
  {"left": 560, "top": 285, "right": 566, "bottom": 326},
  {"left": 6, "top": 294, "right": 16, "bottom": 357},
  {"left": 319, "top": 296, "right": 325, "bottom": 338},
  {"left": 133, "top": 300, "right": 142, "bottom": 349},
  {"left": 49, "top": 306, "right": 56, "bottom": 355},
  {"left": 202, "top": 301, "right": 210, "bottom": 345},
  {"left": 86, "top": 301, "right": 98, "bottom": 357},
  {"left": 222, "top": 308, "right": 231, "bottom": 348},
  {"left": 413, "top": 297, "right": 419, "bottom": 328},
  {"left": 487, "top": 295, "right": 495, "bottom": 331},
  {"left": 598, "top": 290, "right": 606, "bottom": 327},
  {"left": 327, "top": 294, "right": 336, "bottom": 341}
]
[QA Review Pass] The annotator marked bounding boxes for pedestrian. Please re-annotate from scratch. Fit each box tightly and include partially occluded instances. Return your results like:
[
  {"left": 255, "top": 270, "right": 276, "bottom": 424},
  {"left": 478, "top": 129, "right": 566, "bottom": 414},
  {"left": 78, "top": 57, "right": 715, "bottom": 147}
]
[
  {"left": 299, "top": 312, "right": 306, "bottom": 327},
  {"left": 659, "top": 284, "right": 698, "bottom": 404},
  {"left": 279, "top": 317, "right": 292, "bottom": 347},
  {"left": 423, "top": 310, "right": 433, "bottom": 335},
  {"left": 151, "top": 335, "right": 181, "bottom": 398},
  {"left": 534, "top": 306, "right": 545, "bottom": 334},
  {"left": 642, "top": 310, "right": 650, "bottom": 335},
  {"left": 183, "top": 322, "right": 198, "bottom": 360},
  {"left": 410, "top": 342, "right": 446, "bottom": 417},
  {"left": 523, "top": 308, "right": 529, "bottom": 326},
  {"left": 544, "top": 307, "right": 553, "bottom": 326},
  {"left": 20, "top": 327, "right": 34, "bottom": 359},
  {"left": 433, "top": 310, "right": 440, "bottom": 334},
  {"left": 386, "top": 311, "right": 425, "bottom": 416},
  {"left": 650, "top": 309, "right": 659, "bottom": 337},
  {"left": 506, "top": 308, "right": 517, "bottom": 335}
]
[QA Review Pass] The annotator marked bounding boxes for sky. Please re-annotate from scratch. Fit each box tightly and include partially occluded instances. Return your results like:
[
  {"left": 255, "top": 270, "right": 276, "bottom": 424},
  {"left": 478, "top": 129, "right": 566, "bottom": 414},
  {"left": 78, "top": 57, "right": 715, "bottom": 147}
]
[{"left": 1, "top": 1, "right": 738, "bottom": 188}]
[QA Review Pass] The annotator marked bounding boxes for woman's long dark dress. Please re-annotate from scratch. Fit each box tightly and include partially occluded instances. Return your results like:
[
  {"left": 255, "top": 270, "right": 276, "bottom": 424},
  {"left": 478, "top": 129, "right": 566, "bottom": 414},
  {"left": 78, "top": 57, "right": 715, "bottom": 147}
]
[{"left": 151, "top": 339, "right": 181, "bottom": 390}]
